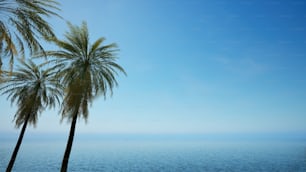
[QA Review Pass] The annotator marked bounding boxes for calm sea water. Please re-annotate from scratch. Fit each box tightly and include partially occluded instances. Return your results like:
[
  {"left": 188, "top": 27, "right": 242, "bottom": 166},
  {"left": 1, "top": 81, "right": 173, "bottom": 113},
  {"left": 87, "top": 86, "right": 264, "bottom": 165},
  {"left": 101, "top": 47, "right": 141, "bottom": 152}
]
[{"left": 1, "top": 135, "right": 306, "bottom": 172}]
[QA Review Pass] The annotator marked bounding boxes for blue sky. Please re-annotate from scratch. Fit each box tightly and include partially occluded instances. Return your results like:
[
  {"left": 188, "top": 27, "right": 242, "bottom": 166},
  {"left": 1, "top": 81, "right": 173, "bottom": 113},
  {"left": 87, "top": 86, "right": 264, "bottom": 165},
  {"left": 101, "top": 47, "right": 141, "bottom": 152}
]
[{"left": 1, "top": 0, "right": 306, "bottom": 135}]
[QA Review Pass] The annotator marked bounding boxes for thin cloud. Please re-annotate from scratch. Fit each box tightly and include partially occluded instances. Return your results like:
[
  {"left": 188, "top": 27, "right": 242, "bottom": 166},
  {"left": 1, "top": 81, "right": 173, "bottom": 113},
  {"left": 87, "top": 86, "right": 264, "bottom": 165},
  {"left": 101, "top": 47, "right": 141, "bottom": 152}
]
[{"left": 213, "top": 56, "right": 268, "bottom": 76}]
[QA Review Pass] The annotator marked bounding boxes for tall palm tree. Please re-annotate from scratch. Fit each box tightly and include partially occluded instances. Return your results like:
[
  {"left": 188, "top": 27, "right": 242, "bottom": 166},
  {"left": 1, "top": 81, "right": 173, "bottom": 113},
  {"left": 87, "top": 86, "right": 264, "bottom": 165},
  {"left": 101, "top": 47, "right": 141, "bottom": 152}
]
[
  {"left": 0, "top": 0, "right": 60, "bottom": 70},
  {"left": 0, "top": 59, "right": 63, "bottom": 172},
  {"left": 38, "top": 21, "right": 126, "bottom": 172}
]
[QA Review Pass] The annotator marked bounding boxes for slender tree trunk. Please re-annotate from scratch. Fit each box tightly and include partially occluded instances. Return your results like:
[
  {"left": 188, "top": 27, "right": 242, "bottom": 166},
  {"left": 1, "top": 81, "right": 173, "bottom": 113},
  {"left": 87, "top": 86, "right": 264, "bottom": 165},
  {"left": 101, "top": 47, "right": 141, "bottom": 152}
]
[
  {"left": 61, "top": 114, "right": 78, "bottom": 172},
  {"left": 6, "top": 115, "right": 30, "bottom": 172},
  {"left": 0, "top": 58, "right": 3, "bottom": 71}
]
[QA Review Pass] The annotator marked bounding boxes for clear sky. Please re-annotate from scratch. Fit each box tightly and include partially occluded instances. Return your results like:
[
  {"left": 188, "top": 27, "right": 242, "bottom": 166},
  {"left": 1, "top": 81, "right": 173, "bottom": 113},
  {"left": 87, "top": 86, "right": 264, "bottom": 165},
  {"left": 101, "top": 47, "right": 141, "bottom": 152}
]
[{"left": 1, "top": 0, "right": 306, "bottom": 135}]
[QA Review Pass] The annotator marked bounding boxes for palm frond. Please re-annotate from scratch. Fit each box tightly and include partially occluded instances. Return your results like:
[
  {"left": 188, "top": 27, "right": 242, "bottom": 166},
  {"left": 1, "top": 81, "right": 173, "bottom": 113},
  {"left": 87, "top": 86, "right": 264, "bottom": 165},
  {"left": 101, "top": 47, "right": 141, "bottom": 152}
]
[
  {"left": 0, "top": 59, "right": 63, "bottom": 127},
  {"left": 0, "top": 0, "right": 61, "bottom": 70},
  {"left": 35, "top": 21, "right": 126, "bottom": 121}
]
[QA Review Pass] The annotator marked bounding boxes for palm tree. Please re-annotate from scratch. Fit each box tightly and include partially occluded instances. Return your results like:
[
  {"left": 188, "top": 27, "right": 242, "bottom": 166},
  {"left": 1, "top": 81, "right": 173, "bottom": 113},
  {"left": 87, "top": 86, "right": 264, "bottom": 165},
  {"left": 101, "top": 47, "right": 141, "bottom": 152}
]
[
  {"left": 0, "top": 59, "right": 63, "bottom": 172},
  {"left": 38, "top": 21, "right": 126, "bottom": 172},
  {"left": 0, "top": 0, "right": 60, "bottom": 70}
]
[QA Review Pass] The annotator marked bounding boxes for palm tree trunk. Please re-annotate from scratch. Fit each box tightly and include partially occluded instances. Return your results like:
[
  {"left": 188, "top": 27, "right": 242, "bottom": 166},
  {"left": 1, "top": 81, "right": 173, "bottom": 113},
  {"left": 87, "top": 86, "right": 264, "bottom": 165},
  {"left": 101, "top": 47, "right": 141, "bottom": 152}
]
[
  {"left": 61, "top": 114, "right": 78, "bottom": 172},
  {"left": 0, "top": 57, "right": 3, "bottom": 71},
  {"left": 6, "top": 115, "right": 30, "bottom": 172}
]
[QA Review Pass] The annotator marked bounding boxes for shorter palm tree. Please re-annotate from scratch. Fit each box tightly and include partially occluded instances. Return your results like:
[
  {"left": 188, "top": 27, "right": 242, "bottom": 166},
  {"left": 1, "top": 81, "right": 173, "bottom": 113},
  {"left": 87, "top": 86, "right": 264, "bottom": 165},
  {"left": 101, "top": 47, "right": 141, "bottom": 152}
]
[{"left": 0, "top": 59, "right": 63, "bottom": 172}]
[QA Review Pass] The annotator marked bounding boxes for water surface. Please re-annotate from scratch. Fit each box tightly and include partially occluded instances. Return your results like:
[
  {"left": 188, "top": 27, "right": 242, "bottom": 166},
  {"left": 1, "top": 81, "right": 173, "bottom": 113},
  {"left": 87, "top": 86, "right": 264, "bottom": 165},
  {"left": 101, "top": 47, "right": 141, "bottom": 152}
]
[{"left": 1, "top": 134, "right": 305, "bottom": 171}]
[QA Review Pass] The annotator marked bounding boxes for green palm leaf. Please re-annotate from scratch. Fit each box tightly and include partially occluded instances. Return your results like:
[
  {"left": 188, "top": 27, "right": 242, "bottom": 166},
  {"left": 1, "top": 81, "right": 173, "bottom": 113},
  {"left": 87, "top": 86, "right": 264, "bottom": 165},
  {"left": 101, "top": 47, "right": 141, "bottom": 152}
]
[{"left": 0, "top": 0, "right": 61, "bottom": 71}]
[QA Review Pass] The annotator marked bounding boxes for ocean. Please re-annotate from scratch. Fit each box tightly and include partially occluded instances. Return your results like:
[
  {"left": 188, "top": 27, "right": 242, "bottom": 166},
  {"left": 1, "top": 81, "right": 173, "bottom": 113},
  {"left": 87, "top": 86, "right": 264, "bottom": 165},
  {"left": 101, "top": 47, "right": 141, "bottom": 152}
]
[{"left": 1, "top": 134, "right": 306, "bottom": 172}]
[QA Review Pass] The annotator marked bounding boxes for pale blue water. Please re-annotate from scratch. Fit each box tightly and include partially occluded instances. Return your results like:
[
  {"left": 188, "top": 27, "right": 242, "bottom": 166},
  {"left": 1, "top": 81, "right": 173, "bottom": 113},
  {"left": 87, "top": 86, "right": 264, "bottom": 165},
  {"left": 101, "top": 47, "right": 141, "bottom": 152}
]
[{"left": 1, "top": 135, "right": 306, "bottom": 172}]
